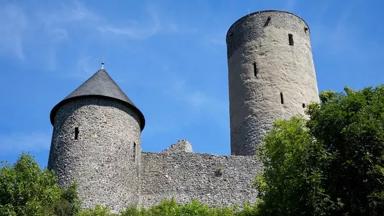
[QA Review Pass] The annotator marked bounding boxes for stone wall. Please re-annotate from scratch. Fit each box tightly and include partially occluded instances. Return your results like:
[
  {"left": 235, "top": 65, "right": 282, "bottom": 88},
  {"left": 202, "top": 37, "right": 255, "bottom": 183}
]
[
  {"left": 139, "top": 152, "right": 260, "bottom": 207},
  {"left": 227, "top": 10, "right": 320, "bottom": 155},
  {"left": 48, "top": 97, "right": 141, "bottom": 211}
]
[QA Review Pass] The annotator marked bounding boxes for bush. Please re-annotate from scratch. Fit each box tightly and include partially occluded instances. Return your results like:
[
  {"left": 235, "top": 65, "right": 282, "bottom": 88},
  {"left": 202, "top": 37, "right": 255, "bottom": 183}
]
[
  {"left": 83, "top": 199, "right": 253, "bottom": 216},
  {"left": 0, "top": 154, "right": 80, "bottom": 216},
  {"left": 78, "top": 205, "right": 116, "bottom": 216}
]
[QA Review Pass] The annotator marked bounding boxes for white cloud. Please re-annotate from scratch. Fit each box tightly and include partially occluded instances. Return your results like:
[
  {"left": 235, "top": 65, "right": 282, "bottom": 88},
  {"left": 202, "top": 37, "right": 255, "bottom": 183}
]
[
  {"left": 40, "top": 0, "right": 99, "bottom": 26},
  {"left": 311, "top": 3, "right": 358, "bottom": 56},
  {"left": 284, "top": 0, "right": 297, "bottom": 11},
  {"left": 97, "top": 6, "right": 163, "bottom": 40},
  {"left": 97, "top": 24, "right": 160, "bottom": 40},
  {"left": 0, "top": 4, "right": 27, "bottom": 60},
  {"left": 70, "top": 55, "right": 100, "bottom": 79},
  {"left": 166, "top": 78, "right": 226, "bottom": 116},
  {"left": 206, "top": 33, "right": 226, "bottom": 46},
  {"left": 0, "top": 132, "right": 51, "bottom": 155}
]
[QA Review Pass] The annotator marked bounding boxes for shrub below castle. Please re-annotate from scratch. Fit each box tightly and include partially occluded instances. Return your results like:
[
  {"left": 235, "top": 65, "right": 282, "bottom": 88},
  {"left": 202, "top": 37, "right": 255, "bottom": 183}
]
[{"left": 0, "top": 154, "right": 80, "bottom": 216}]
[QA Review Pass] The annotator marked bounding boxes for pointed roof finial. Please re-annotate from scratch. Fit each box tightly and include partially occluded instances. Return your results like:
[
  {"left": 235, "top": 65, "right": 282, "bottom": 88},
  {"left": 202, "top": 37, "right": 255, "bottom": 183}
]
[{"left": 101, "top": 62, "right": 105, "bottom": 70}]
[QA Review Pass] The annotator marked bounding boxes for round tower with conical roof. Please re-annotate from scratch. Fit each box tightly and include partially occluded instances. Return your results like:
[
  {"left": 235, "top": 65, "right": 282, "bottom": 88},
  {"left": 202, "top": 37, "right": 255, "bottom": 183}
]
[
  {"left": 48, "top": 69, "right": 145, "bottom": 211},
  {"left": 226, "top": 10, "right": 320, "bottom": 155}
]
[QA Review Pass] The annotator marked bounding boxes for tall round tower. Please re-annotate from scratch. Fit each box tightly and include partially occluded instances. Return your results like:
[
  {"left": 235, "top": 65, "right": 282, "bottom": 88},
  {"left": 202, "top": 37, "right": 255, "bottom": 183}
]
[
  {"left": 48, "top": 69, "right": 145, "bottom": 211},
  {"left": 226, "top": 10, "right": 319, "bottom": 155}
]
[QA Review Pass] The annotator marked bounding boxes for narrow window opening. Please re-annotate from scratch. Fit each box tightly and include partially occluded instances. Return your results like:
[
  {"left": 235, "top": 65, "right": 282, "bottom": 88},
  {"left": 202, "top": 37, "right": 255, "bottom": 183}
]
[
  {"left": 280, "top": 92, "right": 284, "bottom": 104},
  {"left": 253, "top": 62, "right": 258, "bottom": 77},
  {"left": 302, "top": 103, "right": 306, "bottom": 108},
  {"left": 264, "top": 17, "right": 271, "bottom": 27},
  {"left": 304, "top": 27, "right": 308, "bottom": 33},
  {"left": 74, "top": 127, "right": 79, "bottom": 140},
  {"left": 133, "top": 142, "right": 137, "bottom": 161},
  {"left": 288, "top": 33, "right": 294, "bottom": 46}
]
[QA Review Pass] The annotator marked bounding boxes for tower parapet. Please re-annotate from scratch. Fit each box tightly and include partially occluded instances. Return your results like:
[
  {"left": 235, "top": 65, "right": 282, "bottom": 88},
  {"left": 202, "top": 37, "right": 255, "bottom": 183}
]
[{"left": 226, "top": 10, "right": 319, "bottom": 155}]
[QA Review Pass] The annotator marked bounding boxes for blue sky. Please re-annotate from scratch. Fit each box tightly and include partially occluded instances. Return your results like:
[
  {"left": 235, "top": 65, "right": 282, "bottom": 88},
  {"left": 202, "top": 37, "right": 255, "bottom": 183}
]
[{"left": 0, "top": 0, "right": 383, "bottom": 167}]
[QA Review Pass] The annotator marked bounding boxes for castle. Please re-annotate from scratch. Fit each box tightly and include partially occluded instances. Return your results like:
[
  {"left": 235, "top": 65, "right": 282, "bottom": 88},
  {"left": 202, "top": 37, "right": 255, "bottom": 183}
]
[{"left": 48, "top": 10, "right": 319, "bottom": 211}]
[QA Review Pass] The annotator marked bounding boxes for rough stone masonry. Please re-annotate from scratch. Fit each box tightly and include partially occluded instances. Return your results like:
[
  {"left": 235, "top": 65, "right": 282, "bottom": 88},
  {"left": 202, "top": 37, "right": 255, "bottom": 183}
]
[{"left": 48, "top": 10, "right": 319, "bottom": 212}]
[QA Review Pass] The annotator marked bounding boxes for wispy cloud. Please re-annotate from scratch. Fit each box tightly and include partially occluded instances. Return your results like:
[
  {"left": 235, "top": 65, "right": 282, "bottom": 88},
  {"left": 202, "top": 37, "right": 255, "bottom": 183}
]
[
  {"left": 311, "top": 3, "right": 357, "bottom": 56},
  {"left": 205, "top": 33, "right": 226, "bottom": 46},
  {"left": 0, "top": 132, "right": 51, "bottom": 156},
  {"left": 284, "top": 0, "right": 297, "bottom": 11},
  {"left": 72, "top": 55, "right": 100, "bottom": 79},
  {"left": 39, "top": 0, "right": 99, "bottom": 26},
  {"left": 97, "top": 24, "right": 160, "bottom": 40},
  {"left": 0, "top": 0, "right": 183, "bottom": 76},
  {"left": 0, "top": 4, "right": 27, "bottom": 60},
  {"left": 165, "top": 78, "right": 227, "bottom": 118},
  {"left": 97, "top": 7, "right": 162, "bottom": 40}
]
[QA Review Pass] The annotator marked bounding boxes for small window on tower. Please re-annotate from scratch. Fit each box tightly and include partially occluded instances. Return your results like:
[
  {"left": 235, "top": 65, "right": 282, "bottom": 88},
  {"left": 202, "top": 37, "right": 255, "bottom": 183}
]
[
  {"left": 253, "top": 62, "right": 258, "bottom": 77},
  {"left": 304, "top": 27, "right": 309, "bottom": 34},
  {"left": 280, "top": 92, "right": 284, "bottom": 104},
  {"left": 288, "top": 33, "right": 294, "bottom": 46},
  {"left": 302, "top": 103, "right": 306, "bottom": 108},
  {"left": 133, "top": 142, "right": 137, "bottom": 161},
  {"left": 264, "top": 17, "right": 271, "bottom": 27},
  {"left": 74, "top": 127, "right": 79, "bottom": 140}
]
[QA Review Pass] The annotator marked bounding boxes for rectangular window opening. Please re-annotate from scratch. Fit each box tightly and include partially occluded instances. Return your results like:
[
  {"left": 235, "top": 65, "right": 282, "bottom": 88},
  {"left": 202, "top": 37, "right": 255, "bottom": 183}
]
[
  {"left": 253, "top": 62, "right": 258, "bottom": 77},
  {"left": 133, "top": 142, "right": 137, "bottom": 161},
  {"left": 280, "top": 92, "right": 284, "bottom": 104},
  {"left": 288, "top": 33, "right": 294, "bottom": 46},
  {"left": 74, "top": 127, "right": 79, "bottom": 140},
  {"left": 264, "top": 17, "right": 271, "bottom": 27}
]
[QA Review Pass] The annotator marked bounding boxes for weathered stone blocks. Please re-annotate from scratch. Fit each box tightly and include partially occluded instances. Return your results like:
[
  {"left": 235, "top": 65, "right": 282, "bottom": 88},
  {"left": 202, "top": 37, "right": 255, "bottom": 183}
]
[{"left": 227, "top": 10, "right": 320, "bottom": 155}]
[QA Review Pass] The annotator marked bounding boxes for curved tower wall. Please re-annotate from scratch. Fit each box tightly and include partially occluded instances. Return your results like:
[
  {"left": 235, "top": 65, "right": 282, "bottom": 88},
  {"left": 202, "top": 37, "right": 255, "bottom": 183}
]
[
  {"left": 48, "top": 97, "right": 141, "bottom": 211},
  {"left": 226, "top": 11, "right": 320, "bottom": 155}
]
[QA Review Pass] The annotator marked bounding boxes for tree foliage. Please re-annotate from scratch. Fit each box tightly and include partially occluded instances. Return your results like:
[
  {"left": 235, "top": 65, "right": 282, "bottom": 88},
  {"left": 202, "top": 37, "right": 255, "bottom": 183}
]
[
  {"left": 0, "top": 154, "right": 80, "bottom": 216},
  {"left": 255, "top": 117, "right": 333, "bottom": 216},
  {"left": 308, "top": 86, "right": 384, "bottom": 215},
  {"left": 256, "top": 86, "right": 384, "bottom": 215}
]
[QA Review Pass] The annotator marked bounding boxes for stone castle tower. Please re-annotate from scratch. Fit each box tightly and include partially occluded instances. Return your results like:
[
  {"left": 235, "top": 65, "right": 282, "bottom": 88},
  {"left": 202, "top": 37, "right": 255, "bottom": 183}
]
[
  {"left": 48, "top": 69, "right": 145, "bottom": 209},
  {"left": 227, "top": 10, "right": 319, "bottom": 155},
  {"left": 48, "top": 10, "right": 319, "bottom": 211}
]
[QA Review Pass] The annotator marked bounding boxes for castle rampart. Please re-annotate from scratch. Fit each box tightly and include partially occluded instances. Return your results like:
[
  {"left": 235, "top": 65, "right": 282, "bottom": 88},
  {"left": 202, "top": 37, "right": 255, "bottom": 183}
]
[{"left": 139, "top": 152, "right": 260, "bottom": 207}]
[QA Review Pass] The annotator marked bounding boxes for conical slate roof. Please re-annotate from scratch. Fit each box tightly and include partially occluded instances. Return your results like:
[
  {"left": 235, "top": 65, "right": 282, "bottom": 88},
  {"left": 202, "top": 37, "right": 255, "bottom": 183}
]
[{"left": 50, "top": 69, "right": 145, "bottom": 130}]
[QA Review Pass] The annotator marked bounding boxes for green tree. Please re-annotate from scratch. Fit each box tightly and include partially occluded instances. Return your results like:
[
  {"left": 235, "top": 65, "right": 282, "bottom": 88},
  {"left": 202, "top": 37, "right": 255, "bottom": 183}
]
[
  {"left": 308, "top": 86, "right": 384, "bottom": 215},
  {"left": 0, "top": 154, "right": 80, "bottom": 216},
  {"left": 255, "top": 117, "right": 333, "bottom": 216},
  {"left": 256, "top": 86, "right": 384, "bottom": 215}
]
